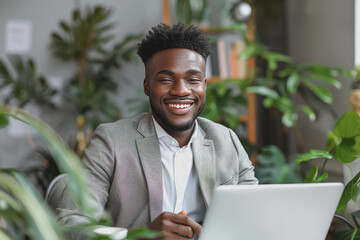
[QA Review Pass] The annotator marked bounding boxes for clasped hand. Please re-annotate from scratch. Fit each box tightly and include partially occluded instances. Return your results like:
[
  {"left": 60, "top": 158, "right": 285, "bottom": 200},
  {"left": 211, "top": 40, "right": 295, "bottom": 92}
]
[{"left": 145, "top": 210, "right": 202, "bottom": 240}]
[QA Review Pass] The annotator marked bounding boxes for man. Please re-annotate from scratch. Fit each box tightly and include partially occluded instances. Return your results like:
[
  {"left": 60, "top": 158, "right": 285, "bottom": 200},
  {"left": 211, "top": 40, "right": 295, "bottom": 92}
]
[{"left": 49, "top": 22, "right": 257, "bottom": 239}]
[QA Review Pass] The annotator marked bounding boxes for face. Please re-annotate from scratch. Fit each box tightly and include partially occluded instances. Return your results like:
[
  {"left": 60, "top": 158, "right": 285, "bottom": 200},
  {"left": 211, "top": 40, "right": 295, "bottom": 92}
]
[{"left": 143, "top": 48, "right": 207, "bottom": 134}]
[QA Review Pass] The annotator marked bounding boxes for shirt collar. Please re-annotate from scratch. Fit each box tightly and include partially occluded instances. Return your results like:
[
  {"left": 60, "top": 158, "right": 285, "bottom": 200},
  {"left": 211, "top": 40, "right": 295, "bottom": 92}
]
[{"left": 152, "top": 115, "right": 198, "bottom": 148}]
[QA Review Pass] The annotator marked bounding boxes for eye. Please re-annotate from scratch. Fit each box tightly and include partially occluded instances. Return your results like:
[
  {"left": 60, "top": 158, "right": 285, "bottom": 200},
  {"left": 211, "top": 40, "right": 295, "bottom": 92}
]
[
  {"left": 158, "top": 79, "right": 172, "bottom": 84},
  {"left": 187, "top": 78, "right": 202, "bottom": 84}
]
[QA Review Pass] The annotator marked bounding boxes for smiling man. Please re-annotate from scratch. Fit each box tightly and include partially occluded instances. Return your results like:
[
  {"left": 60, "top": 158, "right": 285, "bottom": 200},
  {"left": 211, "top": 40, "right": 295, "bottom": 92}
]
[
  {"left": 49, "top": 23, "right": 258, "bottom": 240},
  {"left": 143, "top": 47, "right": 207, "bottom": 147}
]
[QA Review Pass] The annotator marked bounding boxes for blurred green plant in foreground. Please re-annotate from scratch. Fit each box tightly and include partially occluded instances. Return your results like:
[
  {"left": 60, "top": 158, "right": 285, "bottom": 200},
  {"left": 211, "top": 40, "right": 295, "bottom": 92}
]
[{"left": 0, "top": 104, "right": 159, "bottom": 240}]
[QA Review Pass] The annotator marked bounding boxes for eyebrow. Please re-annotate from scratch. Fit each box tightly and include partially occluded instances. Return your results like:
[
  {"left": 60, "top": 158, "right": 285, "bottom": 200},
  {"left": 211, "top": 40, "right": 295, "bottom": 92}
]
[
  {"left": 156, "top": 70, "right": 174, "bottom": 76},
  {"left": 155, "top": 69, "right": 203, "bottom": 76},
  {"left": 186, "top": 69, "right": 202, "bottom": 75}
]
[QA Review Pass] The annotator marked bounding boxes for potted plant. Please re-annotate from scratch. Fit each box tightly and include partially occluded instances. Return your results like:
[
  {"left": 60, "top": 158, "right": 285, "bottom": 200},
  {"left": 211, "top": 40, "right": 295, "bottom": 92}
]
[
  {"left": 0, "top": 4, "right": 142, "bottom": 197},
  {"left": 295, "top": 110, "right": 360, "bottom": 239},
  {"left": 0, "top": 55, "right": 62, "bottom": 196},
  {"left": 50, "top": 5, "right": 141, "bottom": 130},
  {"left": 0, "top": 54, "right": 56, "bottom": 108}
]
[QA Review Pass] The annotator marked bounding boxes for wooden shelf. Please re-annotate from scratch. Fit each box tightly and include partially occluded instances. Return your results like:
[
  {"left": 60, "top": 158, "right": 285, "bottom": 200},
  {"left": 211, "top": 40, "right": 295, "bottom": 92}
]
[{"left": 200, "top": 27, "right": 236, "bottom": 35}]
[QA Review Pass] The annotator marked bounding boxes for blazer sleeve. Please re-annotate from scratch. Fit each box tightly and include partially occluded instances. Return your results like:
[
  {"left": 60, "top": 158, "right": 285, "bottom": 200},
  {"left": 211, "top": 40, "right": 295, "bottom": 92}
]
[
  {"left": 46, "top": 124, "right": 115, "bottom": 230},
  {"left": 228, "top": 128, "right": 258, "bottom": 185}
]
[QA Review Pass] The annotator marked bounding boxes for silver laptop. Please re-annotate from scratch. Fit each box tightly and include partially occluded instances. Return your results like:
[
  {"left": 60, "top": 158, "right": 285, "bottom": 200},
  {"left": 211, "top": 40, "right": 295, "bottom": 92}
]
[{"left": 199, "top": 183, "right": 344, "bottom": 240}]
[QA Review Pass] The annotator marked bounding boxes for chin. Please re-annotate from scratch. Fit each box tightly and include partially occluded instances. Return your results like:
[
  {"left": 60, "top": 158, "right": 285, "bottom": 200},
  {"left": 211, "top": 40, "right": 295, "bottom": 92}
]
[{"left": 167, "top": 120, "right": 194, "bottom": 132}]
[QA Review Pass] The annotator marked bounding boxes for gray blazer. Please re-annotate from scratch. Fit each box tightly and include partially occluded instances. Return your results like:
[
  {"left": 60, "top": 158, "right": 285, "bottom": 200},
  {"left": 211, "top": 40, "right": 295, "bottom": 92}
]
[{"left": 48, "top": 112, "right": 258, "bottom": 229}]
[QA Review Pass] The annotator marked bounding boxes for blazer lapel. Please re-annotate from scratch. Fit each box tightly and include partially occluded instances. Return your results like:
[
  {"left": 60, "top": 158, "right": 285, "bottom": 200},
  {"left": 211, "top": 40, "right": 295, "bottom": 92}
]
[
  {"left": 136, "top": 114, "right": 163, "bottom": 222},
  {"left": 193, "top": 129, "right": 216, "bottom": 208}
]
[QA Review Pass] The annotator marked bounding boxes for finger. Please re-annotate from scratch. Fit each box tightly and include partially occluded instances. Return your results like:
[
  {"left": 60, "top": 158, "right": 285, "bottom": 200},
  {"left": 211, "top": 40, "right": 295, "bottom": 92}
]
[
  {"left": 177, "top": 210, "right": 187, "bottom": 216},
  {"left": 189, "top": 220, "right": 202, "bottom": 236},
  {"left": 169, "top": 214, "right": 202, "bottom": 236},
  {"left": 164, "top": 218, "right": 194, "bottom": 238}
]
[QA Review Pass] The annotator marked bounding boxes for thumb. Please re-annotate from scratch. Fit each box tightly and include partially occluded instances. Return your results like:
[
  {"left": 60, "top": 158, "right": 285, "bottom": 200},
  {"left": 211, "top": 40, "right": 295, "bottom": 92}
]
[{"left": 177, "top": 210, "right": 187, "bottom": 216}]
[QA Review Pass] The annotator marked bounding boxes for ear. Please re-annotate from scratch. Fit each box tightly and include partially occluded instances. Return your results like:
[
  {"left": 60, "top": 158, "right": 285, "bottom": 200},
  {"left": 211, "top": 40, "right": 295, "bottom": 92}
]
[{"left": 143, "top": 78, "right": 149, "bottom": 96}]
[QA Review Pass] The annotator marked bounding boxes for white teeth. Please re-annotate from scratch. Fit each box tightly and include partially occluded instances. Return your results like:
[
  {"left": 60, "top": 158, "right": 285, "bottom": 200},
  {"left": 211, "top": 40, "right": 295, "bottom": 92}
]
[{"left": 168, "top": 104, "right": 191, "bottom": 109}]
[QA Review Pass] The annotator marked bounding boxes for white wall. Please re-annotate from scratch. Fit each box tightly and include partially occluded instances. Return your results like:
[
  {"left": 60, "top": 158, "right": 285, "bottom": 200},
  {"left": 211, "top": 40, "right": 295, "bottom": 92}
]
[
  {"left": 285, "top": 0, "right": 354, "bottom": 179},
  {"left": 356, "top": 0, "right": 360, "bottom": 66},
  {"left": 0, "top": 0, "right": 163, "bottom": 168}
]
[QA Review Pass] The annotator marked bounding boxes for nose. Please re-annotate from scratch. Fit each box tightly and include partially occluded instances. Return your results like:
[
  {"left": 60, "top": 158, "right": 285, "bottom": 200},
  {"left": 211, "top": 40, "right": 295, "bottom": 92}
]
[{"left": 169, "top": 80, "right": 191, "bottom": 96}]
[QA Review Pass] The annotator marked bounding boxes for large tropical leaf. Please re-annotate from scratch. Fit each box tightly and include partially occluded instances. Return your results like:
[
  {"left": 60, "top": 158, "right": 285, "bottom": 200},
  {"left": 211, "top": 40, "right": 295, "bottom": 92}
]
[
  {"left": 295, "top": 150, "right": 333, "bottom": 166},
  {"left": 255, "top": 145, "right": 303, "bottom": 184},
  {"left": 337, "top": 171, "right": 360, "bottom": 214},
  {"left": 334, "top": 110, "right": 360, "bottom": 139},
  {"left": 0, "top": 55, "right": 56, "bottom": 108},
  {"left": 0, "top": 105, "right": 96, "bottom": 215},
  {"left": 0, "top": 170, "right": 65, "bottom": 240}
]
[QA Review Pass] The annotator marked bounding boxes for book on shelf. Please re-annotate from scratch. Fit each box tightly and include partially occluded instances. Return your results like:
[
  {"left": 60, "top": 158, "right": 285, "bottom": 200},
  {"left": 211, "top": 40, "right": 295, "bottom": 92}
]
[{"left": 206, "top": 34, "right": 247, "bottom": 81}]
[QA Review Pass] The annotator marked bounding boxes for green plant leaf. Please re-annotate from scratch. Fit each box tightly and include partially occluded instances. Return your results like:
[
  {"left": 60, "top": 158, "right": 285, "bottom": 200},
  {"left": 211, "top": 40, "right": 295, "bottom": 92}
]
[
  {"left": 216, "top": 81, "right": 227, "bottom": 96},
  {"left": 264, "top": 52, "right": 291, "bottom": 71},
  {"left": 246, "top": 86, "right": 279, "bottom": 98},
  {"left": 238, "top": 44, "right": 258, "bottom": 59},
  {"left": 8, "top": 54, "right": 26, "bottom": 76},
  {"left": 326, "top": 131, "right": 341, "bottom": 153},
  {"left": 0, "top": 59, "right": 12, "bottom": 81},
  {"left": 301, "top": 106, "right": 316, "bottom": 121},
  {"left": 311, "top": 72, "right": 342, "bottom": 89},
  {"left": 295, "top": 150, "right": 333, "bottom": 166},
  {"left": 334, "top": 110, "right": 360, "bottom": 138},
  {"left": 0, "top": 171, "right": 65, "bottom": 240},
  {"left": 255, "top": 145, "right": 303, "bottom": 184},
  {"left": 0, "top": 105, "right": 97, "bottom": 215},
  {"left": 315, "top": 172, "right": 328, "bottom": 183},
  {"left": 353, "top": 136, "right": 360, "bottom": 153},
  {"left": 335, "top": 138, "right": 359, "bottom": 164},
  {"left": 266, "top": 52, "right": 292, "bottom": 63},
  {"left": 286, "top": 72, "right": 300, "bottom": 94},
  {"left": 303, "top": 79, "right": 333, "bottom": 104},
  {"left": 0, "top": 229, "right": 12, "bottom": 240},
  {"left": 304, "top": 165, "right": 318, "bottom": 183},
  {"left": 308, "top": 65, "right": 342, "bottom": 89},
  {"left": 282, "top": 112, "right": 297, "bottom": 127},
  {"left": 334, "top": 228, "right": 360, "bottom": 240},
  {"left": 312, "top": 86, "right": 333, "bottom": 104},
  {"left": 263, "top": 97, "right": 274, "bottom": 108},
  {"left": 275, "top": 97, "right": 293, "bottom": 112},
  {"left": 303, "top": 165, "right": 328, "bottom": 183},
  {"left": 337, "top": 171, "right": 360, "bottom": 214},
  {"left": 28, "top": 59, "right": 36, "bottom": 79},
  {"left": 0, "top": 114, "right": 8, "bottom": 128},
  {"left": 0, "top": 190, "right": 23, "bottom": 222}
]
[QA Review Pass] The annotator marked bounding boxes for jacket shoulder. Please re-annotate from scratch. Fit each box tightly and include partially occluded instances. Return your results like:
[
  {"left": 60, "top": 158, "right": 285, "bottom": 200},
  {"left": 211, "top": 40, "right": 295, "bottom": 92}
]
[
  {"left": 94, "top": 113, "right": 148, "bottom": 138},
  {"left": 197, "top": 117, "right": 230, "bottom": 134}
]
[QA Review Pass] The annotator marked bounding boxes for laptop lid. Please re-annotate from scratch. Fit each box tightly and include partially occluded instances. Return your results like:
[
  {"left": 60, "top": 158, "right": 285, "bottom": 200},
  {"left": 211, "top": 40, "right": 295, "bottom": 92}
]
[{"left": 199, "top": 183, "right": 344, "bottom": 240}]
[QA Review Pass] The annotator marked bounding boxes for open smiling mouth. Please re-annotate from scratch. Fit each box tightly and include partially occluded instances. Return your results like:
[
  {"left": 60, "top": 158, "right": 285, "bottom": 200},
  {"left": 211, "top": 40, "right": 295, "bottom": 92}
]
[{"left": 168, "top": 103, "right": 192, "bottom": 109}]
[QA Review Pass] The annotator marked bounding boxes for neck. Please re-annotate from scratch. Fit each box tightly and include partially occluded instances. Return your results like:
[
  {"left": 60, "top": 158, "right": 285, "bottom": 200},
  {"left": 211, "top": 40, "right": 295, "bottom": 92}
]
[
  {"left": 152, "top": 115, "right": 196, "bottom": 148},
  {"left": 166, "top": 126, "right": 195, "bottom": 148}
]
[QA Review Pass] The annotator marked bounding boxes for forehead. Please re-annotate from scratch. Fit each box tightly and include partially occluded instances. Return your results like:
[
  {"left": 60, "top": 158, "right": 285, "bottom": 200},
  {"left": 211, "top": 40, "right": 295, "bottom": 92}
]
[{"left": 145, "top": 48, "right": 206, "bottom": 74}]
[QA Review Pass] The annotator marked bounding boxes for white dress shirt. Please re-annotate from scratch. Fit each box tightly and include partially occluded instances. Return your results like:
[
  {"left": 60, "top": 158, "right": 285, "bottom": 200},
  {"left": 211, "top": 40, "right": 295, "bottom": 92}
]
[{"left": 152, "top": 117, "right": 206, "bottom": 228}]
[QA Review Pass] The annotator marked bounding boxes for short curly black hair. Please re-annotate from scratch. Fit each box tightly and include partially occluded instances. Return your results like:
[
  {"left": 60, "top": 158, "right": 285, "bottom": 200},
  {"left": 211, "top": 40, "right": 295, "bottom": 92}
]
[{"left": 137, "top": 22, "right": 211, "bottom": 64}]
